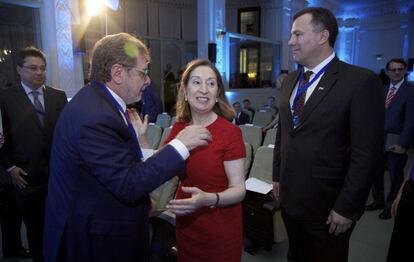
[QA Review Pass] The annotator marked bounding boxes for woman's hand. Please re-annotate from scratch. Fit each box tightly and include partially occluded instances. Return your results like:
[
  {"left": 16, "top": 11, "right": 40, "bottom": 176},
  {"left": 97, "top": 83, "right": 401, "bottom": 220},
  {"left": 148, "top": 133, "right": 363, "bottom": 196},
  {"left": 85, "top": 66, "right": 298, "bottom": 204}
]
[{"left": 167, "top": 186, "right": 212, "bottom": 216}]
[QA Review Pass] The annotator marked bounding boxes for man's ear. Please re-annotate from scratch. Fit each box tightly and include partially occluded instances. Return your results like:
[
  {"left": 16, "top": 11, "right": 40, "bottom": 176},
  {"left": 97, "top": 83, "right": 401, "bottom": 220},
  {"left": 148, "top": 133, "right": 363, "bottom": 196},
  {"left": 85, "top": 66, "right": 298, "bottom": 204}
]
[
  {"left": 320, "top": 29, "right": 330, "bottom": 45},
  {"left": 111, "top": 64, "right": 124, "bottom": 85},
  {"left": 16, "top": 65, "right": 22, "bottom": 74}
]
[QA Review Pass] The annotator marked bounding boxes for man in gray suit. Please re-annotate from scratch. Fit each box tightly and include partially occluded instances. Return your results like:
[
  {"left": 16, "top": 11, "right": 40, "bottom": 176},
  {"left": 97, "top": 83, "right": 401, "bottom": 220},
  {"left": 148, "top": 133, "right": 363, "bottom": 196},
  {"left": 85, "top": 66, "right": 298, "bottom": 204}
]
[{"left": 0, "top": 46, "right": 67, "bottom": 261}]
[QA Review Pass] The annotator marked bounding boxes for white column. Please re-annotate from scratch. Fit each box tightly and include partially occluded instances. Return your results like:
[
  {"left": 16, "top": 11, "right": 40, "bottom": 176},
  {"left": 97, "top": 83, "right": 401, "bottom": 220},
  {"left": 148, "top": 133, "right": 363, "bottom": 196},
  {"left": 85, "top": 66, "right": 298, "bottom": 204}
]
[
  {"left": 197, "top": 0, "right": 215, "bottom": 60},
  {"left": 40, "top": 0, "right": 83, "bottom": 98}
]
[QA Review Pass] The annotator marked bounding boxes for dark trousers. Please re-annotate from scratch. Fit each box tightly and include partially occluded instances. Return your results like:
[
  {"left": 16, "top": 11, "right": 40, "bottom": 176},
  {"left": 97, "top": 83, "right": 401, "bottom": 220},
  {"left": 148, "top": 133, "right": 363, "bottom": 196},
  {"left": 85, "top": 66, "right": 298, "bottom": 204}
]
[
  {"left": 0, "top": 185, "right": 25, "bottom": 257},
  {"left": 15, "top": 187, "right": 47, "bottom": 262},
  {"left": 371, "top": 152, "right": 407, "bottom": 208},
  {"left": 387, "top": 179, "right": 414, "bottom": 262},
  {"left": 282, "top": 212, "right": 354, "bottom": 262}
]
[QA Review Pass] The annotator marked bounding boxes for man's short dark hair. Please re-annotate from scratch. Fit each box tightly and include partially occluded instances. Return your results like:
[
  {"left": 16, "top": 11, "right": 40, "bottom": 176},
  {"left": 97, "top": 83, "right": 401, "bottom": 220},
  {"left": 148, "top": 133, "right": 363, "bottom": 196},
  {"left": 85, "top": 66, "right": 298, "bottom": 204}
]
[
  {"left": 243, "top": 99, "right": 250, "bottom": 103},
  {"left": 293, "top": 7, "right": 338, "bottom": 48},
  {"left": 386, "top": 58, "right": 407, "bottom": 71},
  {"left": 16, "top": 46, "right": 46, "bottom": 66},
  {"left": 233, "top": 101, "right": 241, "bottom": 107}
]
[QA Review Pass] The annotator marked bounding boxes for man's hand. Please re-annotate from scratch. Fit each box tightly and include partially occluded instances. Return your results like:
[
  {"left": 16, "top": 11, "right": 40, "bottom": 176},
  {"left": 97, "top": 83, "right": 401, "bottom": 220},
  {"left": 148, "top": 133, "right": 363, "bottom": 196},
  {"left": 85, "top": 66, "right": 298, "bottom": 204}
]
[
  {"left": 388, "top": 144, "right": 407, "bottom": 154},
  {"left": 175, "top": 125, "right": 212, "bottom": 151},
  {"left": 126, "top": 109, "right": 148, "bottom": 137},
  {"left": 9, "top": 166, "right": 28, "bottom": 189},
  {"left": 326, "top": 210, "right": 352, "bottom": 236},
  {"left": 272, "top": 182, "right": 280, "bottom": 201}
]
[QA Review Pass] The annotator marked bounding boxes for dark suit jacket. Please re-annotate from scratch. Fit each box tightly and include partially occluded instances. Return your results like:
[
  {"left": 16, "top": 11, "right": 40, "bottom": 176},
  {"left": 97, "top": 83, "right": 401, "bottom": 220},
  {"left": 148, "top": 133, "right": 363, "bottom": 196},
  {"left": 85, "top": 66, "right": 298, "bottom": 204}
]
[
  {"left": 141, "top": 84, "right": 162, "bottom": 123},
  {"left": 384, "top": 81, "right": 414, "bottom": 149},
  {"left": 0, "top": 85, "right": 67, "bottom": 190},
  {"left": 234, "top": 111, "right": 250, "bottom": 125},
  {"left": 43, "top": 82, "right": 185, "bottom": 262},
  {"left": 273, "top": 57, "right": 384, "bottom": 221}
]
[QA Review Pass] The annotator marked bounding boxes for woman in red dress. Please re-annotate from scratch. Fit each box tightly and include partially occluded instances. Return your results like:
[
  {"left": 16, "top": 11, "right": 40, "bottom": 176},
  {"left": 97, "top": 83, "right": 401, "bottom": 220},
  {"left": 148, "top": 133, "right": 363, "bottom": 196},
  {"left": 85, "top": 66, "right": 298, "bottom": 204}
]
[{"left": 165, "top": 59, "right": 246, "bottom": 261}]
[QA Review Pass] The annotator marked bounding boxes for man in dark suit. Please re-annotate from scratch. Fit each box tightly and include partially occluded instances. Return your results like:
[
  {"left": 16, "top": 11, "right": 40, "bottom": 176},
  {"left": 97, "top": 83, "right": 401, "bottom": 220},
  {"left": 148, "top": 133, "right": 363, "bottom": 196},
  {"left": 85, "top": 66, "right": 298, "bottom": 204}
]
[
  {"left": 0, "top": 129, "right": 29, "bottom": 259},
  {"left": 140, "top": 83, "right": 163, "bottom": 123},
  {"left": 366, "top": 58, "right": 414, "bottom": 219},
  {"left": 43, "top": 33, "right": 211, "bottom": 262},
  {"left": 243, "top": 99, "right": 255, "bottom": 119},
  {"left": 0, "top": 46, "right": 68, "bottom": 262},
  {"left": 272, "top": 7, "right": 384, "bottom": 262},
  {"left": 232, "top": 101, "right": 250, "bottom": 125}
]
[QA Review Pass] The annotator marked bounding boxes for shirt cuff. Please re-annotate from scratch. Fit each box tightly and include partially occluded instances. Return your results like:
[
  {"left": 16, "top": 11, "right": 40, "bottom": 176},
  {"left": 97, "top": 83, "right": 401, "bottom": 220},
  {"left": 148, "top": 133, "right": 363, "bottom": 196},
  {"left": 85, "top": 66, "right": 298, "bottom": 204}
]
[
  {"left": 168, "top": 139, "right": 190, "bottom": 160},
  {"left": 7, "top": 165, "right": 16, "bottom": 173}
]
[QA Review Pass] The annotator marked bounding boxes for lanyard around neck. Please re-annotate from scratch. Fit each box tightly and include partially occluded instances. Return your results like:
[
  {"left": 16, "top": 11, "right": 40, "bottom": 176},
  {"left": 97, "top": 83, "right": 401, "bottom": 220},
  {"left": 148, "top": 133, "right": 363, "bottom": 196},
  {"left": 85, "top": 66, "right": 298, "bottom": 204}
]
[
  {"left": 94, "top": 80, "right": 143, "bottom": 160},
  {"left": 292, "top": 61, "right": 332, "bottom": 108}
]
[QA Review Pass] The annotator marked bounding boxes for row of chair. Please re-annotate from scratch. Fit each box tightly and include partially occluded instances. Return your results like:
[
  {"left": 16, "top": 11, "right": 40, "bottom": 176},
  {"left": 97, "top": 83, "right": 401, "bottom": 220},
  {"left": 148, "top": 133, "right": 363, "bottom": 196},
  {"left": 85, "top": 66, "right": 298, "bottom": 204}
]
[
  {"left": 154, "top": 110, "right": 275, "bottom": 130},
  {"left": 240, "top": 124, "right": 277, "bottom": 153},
  {"left": 147, "top": 122, "right": 277, "bottom": 154}
]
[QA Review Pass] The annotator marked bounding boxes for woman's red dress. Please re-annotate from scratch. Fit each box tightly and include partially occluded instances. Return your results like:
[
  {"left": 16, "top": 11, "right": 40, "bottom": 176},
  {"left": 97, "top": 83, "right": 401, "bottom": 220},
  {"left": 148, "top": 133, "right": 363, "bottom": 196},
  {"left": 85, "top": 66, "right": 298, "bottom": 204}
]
[{"left": 165, "top": 116, "right": 246, "bottom": 261}]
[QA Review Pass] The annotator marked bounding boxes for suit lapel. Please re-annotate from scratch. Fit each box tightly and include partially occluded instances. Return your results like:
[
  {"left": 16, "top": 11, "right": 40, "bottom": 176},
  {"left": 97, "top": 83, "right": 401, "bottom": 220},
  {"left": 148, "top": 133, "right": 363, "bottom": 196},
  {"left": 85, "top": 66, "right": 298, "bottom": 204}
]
[
  {"left": 14, "top": 85, "right": 44, "bottom": 129},
  {"left": 387, "top": 81, "right": 406, "bottom": 109},
  {"left": 284, "top": 70, "right": 301, "bottom": 132},
  {"left": 43, "top": 86, "right": 53, "bottom": 127},
  {"left": 296, "top": 58, "right": 339, "bottom": 130}
]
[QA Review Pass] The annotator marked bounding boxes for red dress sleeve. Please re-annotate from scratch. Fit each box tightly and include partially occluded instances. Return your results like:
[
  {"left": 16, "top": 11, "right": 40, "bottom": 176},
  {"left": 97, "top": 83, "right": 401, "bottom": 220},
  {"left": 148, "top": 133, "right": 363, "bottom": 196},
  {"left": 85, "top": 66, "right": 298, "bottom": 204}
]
[{"left": 223, "top": 124, "right": 246, "bottom": 161}]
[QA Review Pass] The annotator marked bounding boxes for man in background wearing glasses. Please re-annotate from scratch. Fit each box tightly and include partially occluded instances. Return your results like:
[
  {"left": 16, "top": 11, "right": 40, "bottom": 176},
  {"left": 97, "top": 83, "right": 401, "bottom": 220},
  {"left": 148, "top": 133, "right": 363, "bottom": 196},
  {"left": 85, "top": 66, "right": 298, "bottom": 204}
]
[
  {"left": 0, "top": 46, "right": 68, "bottom": 261},
  {"left": 366, "top": 58, "right": 414, "bottom": 219}
]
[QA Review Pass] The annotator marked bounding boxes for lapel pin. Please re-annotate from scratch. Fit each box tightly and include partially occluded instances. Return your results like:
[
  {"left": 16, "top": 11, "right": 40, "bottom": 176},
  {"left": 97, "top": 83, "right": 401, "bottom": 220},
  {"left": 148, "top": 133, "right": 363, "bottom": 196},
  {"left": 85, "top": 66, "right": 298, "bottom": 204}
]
[{"left": 318, "top": 86, "right": 325, "bottom": 91}]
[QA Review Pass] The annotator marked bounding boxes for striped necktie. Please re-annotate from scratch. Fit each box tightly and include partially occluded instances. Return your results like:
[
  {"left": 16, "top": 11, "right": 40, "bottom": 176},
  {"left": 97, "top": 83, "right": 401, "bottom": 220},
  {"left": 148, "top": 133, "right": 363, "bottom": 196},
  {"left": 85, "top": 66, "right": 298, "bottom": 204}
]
[
  {"left": 385, "top": 86, "right": 397, "bottom": 108},
  {"left": 292, "top": 71, "right": 313, "bottom": 125},
  {"left": 31, "top": 91, "right": 45, "bottom": 125}
]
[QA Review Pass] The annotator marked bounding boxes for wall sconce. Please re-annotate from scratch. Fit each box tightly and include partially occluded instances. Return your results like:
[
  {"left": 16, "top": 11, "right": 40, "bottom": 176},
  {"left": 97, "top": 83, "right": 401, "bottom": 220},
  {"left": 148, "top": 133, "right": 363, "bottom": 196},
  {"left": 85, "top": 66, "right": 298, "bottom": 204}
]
[{"left": 375, "top": 54, "right": 383, "bottom": 61}]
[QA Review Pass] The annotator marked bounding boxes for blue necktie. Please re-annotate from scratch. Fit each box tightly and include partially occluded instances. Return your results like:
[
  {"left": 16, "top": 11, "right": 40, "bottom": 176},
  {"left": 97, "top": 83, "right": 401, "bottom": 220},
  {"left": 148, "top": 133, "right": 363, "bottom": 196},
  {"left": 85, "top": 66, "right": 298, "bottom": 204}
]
[{"left": 123, "top": 111, "right": 143, "bottom": 160}]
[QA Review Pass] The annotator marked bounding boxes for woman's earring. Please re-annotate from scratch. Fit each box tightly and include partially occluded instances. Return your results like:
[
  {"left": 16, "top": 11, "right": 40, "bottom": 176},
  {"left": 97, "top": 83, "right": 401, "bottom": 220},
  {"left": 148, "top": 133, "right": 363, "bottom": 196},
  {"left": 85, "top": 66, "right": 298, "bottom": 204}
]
[
  {"left": 185, "top": 96, "right": 188, "bottom": 101},
  {"left": 215, "top": 98, "right": 218, "bottom": 103}
]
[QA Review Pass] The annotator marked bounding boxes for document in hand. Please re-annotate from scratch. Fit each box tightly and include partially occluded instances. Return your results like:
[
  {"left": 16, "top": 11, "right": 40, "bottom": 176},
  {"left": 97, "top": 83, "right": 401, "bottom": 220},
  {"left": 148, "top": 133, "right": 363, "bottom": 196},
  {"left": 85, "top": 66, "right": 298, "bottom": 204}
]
[{"left": 245, "top": 177, "right": 273, "bottom": 195}]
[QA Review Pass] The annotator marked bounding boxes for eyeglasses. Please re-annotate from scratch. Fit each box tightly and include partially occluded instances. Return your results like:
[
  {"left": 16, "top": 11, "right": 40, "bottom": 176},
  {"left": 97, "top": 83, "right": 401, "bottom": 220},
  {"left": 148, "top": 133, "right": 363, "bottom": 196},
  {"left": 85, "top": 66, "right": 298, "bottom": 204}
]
[
  {"left": 21, "top": 65, "right": 47, "bottom": 72},
  {"left": 131, "top": 68, "right": 150, "bottom": 78},
  {"left": 120, "top": 64, "right": 150, "bottom": 78},
  {"left": 388, "top": 68, "right": 405, "bottom": 72}
]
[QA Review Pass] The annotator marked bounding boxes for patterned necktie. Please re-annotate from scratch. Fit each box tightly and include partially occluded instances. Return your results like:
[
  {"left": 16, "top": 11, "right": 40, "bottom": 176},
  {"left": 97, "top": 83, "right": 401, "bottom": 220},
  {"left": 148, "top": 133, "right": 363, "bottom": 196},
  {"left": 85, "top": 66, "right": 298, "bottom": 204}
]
[
  {"left": 31, "top": 91, "right": 45, "bottom": 125},
  {"left": 293, "top": 71, "right": 313, "bottom": 125},
  {"left": 385, "top": 86, "right": 397, "bottom": 108}
]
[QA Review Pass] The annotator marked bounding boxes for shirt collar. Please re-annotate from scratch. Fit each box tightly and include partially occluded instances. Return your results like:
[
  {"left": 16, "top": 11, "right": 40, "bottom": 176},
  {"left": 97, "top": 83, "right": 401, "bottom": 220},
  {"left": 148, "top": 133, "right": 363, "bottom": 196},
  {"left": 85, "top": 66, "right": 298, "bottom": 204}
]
[
  {"left": 21, "top": 81, "right": 45, "bottom": 95},
  {"left": 304, "top": 52, "right": 335, "bottom": 75},
  {"left": 390, "top": 79, "right": 404, "bottom": 91},
  {"left": 105, "top": 85, "right": 126, "bottom": 112}
]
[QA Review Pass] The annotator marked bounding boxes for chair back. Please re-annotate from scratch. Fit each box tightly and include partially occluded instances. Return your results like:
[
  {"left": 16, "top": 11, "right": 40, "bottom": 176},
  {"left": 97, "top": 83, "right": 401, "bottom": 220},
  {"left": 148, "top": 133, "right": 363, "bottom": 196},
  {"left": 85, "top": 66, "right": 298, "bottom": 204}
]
[
  {"left": 150, "top": 176, "right": 179, "bottom": 212},
  {"left": 158, "top": 126, "right": 172, "bottom": 149},
  {"left": 248, "top": 146, "right": 274, "bottom": 183},
  {"left": 252, "top": 111, "right": 272, "bottom": 127},
  {"left": 262, "top": 128, "right": 277, "bottom": 146},
  {"left": 147, "top": 124, "right": 162, "bottom": 149},
  {"left": 155, "top": 113, "right": 172, "bottom": 128},
  {"left": 239, "top": 124, "right": 263, "bottom": 153}
]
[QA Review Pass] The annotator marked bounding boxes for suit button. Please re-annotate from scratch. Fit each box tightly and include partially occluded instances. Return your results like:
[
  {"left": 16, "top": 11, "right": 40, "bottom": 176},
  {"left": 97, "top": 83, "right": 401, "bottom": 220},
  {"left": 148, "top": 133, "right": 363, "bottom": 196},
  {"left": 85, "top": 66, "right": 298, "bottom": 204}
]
[{"left": 290, "top": 133, "right": 295, "bottom": 138}]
